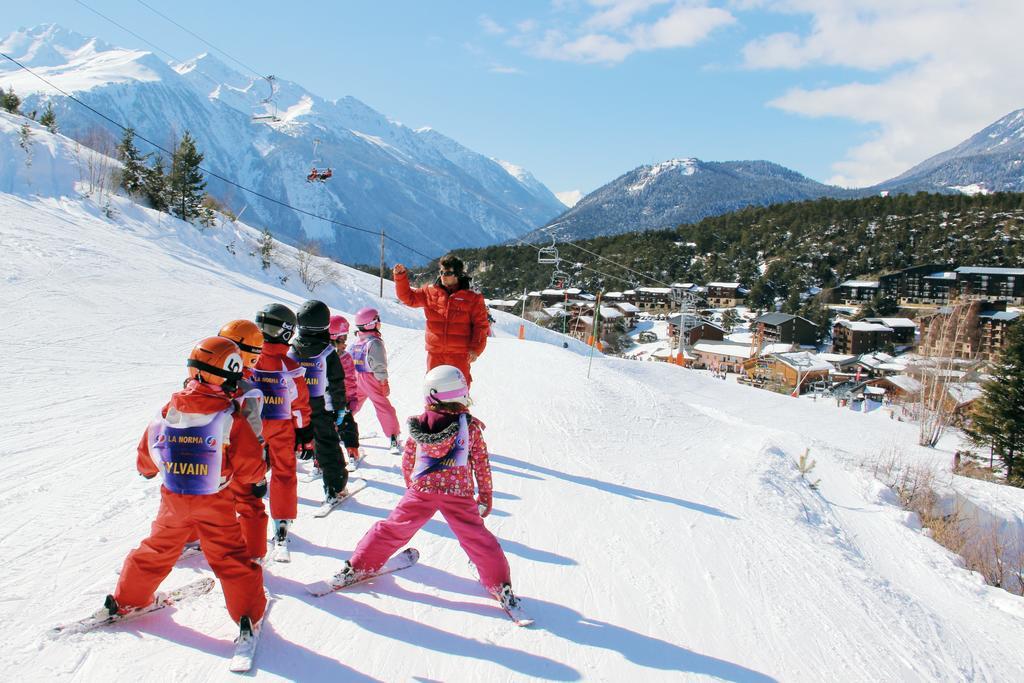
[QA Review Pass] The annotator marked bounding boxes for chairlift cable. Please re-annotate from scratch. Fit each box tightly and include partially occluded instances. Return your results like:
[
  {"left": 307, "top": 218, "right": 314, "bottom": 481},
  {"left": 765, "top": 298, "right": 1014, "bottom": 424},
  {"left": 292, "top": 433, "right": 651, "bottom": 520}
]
[
  {"left": 543, "top": 225, "right": 674, "bottom": 288},
  {"left": 0, "top": 51, "right": 436, "bottom": 263}
]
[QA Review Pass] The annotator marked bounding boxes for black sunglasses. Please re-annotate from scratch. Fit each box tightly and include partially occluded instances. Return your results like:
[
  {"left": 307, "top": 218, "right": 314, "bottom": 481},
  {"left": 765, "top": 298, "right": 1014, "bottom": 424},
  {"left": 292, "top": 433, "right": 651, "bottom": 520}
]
[{"left": 440, "top": 269, "right": 457, "bottom": 276}]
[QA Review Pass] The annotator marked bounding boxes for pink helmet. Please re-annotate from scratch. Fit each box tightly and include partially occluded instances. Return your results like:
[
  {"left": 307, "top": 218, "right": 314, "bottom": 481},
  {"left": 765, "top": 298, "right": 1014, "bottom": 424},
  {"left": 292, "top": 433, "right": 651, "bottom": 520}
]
[
  {"left": 355, "top": 307, "right": 380, "bottom": 331},
  {"left": 329, "top": 315, "right": 349, "bottom": 340}
]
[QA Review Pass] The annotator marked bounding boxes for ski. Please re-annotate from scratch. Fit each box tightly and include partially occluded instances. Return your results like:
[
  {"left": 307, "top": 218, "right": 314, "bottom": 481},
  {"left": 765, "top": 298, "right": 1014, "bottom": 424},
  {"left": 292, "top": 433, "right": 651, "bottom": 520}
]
[
  {"left": 305, "top": 548, "right": 419, "bottom": 597},
  {"left": 228, "top": 596, "right": 272, "bottom": 673},
  {"left": 346, "top": 448, "right": 368, "bottom": 472},
  {"left": 312, "top": 478, "right": 367, "bottom": 518},
  {"left": 50, "top": 577, "right": 216, "bottom": 637},
  {"left": 300, "top": 463, "right": 322, "bottom": 483}
]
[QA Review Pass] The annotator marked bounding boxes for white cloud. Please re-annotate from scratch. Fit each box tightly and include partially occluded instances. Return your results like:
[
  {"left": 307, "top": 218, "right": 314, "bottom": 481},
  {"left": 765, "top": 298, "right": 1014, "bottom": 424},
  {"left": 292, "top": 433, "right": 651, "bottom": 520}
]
[
  {"left": 556, "top": 190, "right": 585, "bottom": 207},
  {"left": 742, "top": 0, "right": 1024, "bottom": 186},
  {"left": 517, "top": 1, "right": 735, "bottom": 64},
  {"left": 489, "top": 64, "right": 525, "bottom": 75},
  {"left": 479, "top": 15, "right": 506, "bottom": 35}
]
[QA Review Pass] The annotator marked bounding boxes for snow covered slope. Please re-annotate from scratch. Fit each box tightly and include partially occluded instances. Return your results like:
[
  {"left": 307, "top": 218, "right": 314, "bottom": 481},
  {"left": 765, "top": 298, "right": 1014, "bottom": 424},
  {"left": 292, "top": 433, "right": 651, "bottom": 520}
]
[
  {"left": 0, "top": 24, "right": 565, "bottom": 265},
  {"left": 3, "top": 113, "right": 1024, "bottom": 681}
]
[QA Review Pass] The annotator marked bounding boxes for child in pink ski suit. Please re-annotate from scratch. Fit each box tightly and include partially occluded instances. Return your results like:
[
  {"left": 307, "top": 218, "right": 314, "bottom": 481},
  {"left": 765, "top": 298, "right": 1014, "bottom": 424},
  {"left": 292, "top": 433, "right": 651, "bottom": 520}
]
[
  {"left": 341, "top": 365, "right": 515, "bottom": 598},
  {"left": 349, "top": 307, "right": 401, "bottom": 451}
]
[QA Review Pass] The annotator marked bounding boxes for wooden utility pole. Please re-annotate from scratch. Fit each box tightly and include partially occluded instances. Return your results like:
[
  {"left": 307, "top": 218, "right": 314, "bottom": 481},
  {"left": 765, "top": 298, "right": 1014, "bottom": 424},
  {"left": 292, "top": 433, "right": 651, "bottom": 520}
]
[{"left": 379, "top": 229, "right": 385, "bottom": 297}]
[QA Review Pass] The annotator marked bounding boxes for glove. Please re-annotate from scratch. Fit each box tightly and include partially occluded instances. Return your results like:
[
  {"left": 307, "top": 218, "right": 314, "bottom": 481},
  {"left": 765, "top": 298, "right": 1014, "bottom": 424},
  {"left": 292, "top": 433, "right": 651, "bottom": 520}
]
[
  {"left": 476, "top": 490, "right": 493, "bottom": 518},
  {"left": 392, "top": 264, "right": 407, "bottom": 278},
  {"left": 468, "top": 351, "right": 479, "bottom": 362},
  {"left": 251, "top": 479, "right": 268, "bottom": 498},
  {"left": 380, "top": 380, "right": 390, "bottom": 397},
  {"left": 294, "top": 424, "right": 314, "bottom": 447},
  {"left": 335, "top": 408, "right": 349, "bottom": 427}
]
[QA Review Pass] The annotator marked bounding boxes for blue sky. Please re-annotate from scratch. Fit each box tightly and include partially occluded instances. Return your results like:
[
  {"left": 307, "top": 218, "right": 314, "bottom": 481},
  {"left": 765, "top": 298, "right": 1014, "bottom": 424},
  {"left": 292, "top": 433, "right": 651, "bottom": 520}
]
[{"left": 4, "top": 1, "right": 1024, "bottom": 199}]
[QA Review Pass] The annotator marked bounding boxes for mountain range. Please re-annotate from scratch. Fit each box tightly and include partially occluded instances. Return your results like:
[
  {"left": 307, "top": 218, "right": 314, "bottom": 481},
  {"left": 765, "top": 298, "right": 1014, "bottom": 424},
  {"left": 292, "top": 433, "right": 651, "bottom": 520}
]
[
  {"left": 532, "top": 110, "right": 1024, "bottom": 243},
  {"left": 0, "top": 24, "right": 565, "bottom": 264}
]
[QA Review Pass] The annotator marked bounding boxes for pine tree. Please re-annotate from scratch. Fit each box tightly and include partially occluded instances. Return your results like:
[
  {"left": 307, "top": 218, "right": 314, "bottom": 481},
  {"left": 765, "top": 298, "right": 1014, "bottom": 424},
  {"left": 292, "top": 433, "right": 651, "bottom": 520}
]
[
  {"left": 258, "top": 227, "right": 275, "bottom": 270},
  {"left": 39, "top": 102, "right": 57, "bottom": 133},
  {"left": 117, "top": 128, "right": 149, "bottom": 197},
  {"left": 144, "top": 154, "right": 170, "bottom": 213},
  {"left": 0, "top": 86, "right": 20, "bottom": 114},
  {"left": 169, "top": 131, "right": 206, "bottom": 223},
  {"left": 965, "top": 322, "right": 1024, "bottom": 485}
]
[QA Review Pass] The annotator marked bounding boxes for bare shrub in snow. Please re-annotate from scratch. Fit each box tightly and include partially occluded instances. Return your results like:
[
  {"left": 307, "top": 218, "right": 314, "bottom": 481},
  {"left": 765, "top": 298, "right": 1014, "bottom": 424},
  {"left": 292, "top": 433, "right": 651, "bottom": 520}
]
[
  {"left": 74, "top": 127, "right": 119, "bottom": 209},
  {"left": 294, "top": 243, "right": 337, "bottom": 292}
]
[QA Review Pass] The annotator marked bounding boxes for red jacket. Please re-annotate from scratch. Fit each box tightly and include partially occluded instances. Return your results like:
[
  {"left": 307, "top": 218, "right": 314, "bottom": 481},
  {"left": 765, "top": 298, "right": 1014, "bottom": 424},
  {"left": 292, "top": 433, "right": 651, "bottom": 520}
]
[
  {"left": 256, "top": 341, "right": 312, "bottom": 429},
  {"left": 395, "top": 271, "right": 489, "bottom": 357},
  {"left": 136, "top": 380, "right": 266, "bottom": 487}
]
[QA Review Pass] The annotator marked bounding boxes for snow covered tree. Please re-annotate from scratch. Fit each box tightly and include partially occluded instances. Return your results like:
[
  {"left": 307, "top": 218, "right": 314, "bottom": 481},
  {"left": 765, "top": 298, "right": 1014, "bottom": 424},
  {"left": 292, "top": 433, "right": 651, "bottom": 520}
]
[
  {"left": 258, "top": 228, "right": 275, "bottom": 270},
  {"left": 1, "top": 86, "right": 20, "bottom": 114},
  {"left": 18, "top": 122, "right": 33, "bottom": 169},
  {"left": 144, "top": 154, "right": 171, "bottom": 213},
  {"left": 965, "top": 322, "right": 1024, "bottom": 484},
  {"left": 721, "top": 308, "right": 739, "bottom": 332},
  {"left": 39, "top": 102, "right": 57, "bottom": 133},
  {"left": 169, "top": 131, "right": 206, "bottom": 223},
  {"left": 117, "top": 128, "right": 149, "bottom": 197}
]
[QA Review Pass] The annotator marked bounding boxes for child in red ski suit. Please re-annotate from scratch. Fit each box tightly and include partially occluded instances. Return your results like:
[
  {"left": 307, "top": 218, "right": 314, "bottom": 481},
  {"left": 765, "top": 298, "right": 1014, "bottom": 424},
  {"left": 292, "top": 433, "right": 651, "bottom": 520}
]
[
  {"left": 107, "top": 337, "right": 266, "bottom": 628},
  {"left": 349, "top": 307, "right": 401, "bottom": 452},
  {"left": 252, "top": 305, "right": 312, "bottom": 547},
  {"left": 343, "top": 365, "right": 513, "bottom": 597}
]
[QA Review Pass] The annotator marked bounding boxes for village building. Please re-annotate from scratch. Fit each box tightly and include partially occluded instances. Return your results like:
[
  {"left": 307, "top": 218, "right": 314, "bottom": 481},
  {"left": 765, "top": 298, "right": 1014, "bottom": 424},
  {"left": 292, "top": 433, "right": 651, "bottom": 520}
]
[
  {"left": 878, "top": 265, "right": 958, "bottom": 305},
  {"left": 954, "top": 266, "right": 1024, "bottom": 304},
  {"left": 666, "top": 314, "right": 725, "bottom": 345},
  {"left": 763, "top": 352, "right": 833, "bottom": 394},
  {"left": 692, "top": 340, "right": 755, "bottom": 373},
  {"left": 705, "top": 282, "right": 746, "bottom": 307},
  {"left": 752, "top": 312, "right": 819, "bottom": 347},
  {"left": 862, "top": 317, "right": 917, "bottom": 346},
  {"left": 835, "top": 280, "right": 880, "bottom": 305},
  {"left": 869, "top": 374, "right": 923, "bottom": 403},
  {"left": 611, "top": 301, "right": 640, "bottom": 327},
  {"left": 916, "top": 300, "right": 1021, "bottom": 361},
  {"left": 631, "top": 287, "right": 675, "bottom": 311},
  {"left": 831, "top": 319, "right": 894, "bottom": 355}
]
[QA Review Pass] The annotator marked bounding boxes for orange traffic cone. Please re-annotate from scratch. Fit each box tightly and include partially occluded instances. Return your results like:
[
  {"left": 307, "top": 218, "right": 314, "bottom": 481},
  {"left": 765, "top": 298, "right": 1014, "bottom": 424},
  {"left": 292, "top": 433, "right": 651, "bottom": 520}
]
[{"left": 518, "top": 323, "right": 525, "bottom": 340}]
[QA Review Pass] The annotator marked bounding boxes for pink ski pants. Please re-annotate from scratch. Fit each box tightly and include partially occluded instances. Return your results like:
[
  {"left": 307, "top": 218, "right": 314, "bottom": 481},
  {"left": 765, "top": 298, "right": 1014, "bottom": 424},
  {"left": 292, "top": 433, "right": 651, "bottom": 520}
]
[
  {"left": 353, "top": 372, "right": 400, "bottom": 438},
  {"left": 350, "top": 489, "right": 511, "bottom": 590}
]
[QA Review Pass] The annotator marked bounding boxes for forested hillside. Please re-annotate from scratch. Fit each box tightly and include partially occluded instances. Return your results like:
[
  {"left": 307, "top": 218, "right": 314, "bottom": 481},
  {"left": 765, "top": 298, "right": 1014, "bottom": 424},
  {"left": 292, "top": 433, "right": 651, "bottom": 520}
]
[{"left": 452, "top": 192, "right": 1024, "bottom": 308}]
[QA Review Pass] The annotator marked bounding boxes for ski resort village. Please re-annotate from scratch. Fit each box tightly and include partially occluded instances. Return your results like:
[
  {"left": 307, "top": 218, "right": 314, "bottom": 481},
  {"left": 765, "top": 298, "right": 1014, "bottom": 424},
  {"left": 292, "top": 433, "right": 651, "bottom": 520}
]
[{"left": 4, "top": 8, "right": 1024, "bottom": 682}]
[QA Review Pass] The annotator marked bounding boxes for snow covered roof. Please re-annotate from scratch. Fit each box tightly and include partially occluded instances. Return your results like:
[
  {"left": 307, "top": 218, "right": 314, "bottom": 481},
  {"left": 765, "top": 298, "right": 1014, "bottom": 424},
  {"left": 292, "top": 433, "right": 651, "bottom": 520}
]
[
  {"left": 924, "top": 271, "right": 957, "bottom": 280},
  {"left": 838, "top": 280, "right": 879, "bottom": 288},
  {"left": 599, "top": 307, "right": 623, "bottom": 319},
  {"left": 817, "top": 353, "right": 856, "bottom": 364},
  {"left": 835, "top": 320, "right": 893, "bottom": 332},
  {"left": 706, "top": 282, "right": 741, "bottom": 289},
  {"left": 636, "top": 287, "right": 674, "bottom": 294},
  {"left": 882, "top": 375, "right": 923, "bottom": 394},
  {"left": 542, "top": 307, "right": 568, "bottom": 317},
  {"left": 979, "top": 310, "right": 1021, "bottom": 322},
  {"left": 864, "top": 317, "right": 917, "bottom": 328},
  {"left": 947, "top": 382, "right": 984, "bottom": 406},
  {"left": 614, "top": 302, "right": 640, "bottom": 313},
  {"left": 604, "top": 291, "right": 624, "bottom": 299},
  {"left": 772, "top": 352, "right": 832, "bottom": 373},
  {"left": 955, "top": 266, "right": 1024, "bottom": 276},
  {"left": 693, "top": 340, "right": 754, "bottom": 359},
  {"left": 755, "top": 312, "right": 796, "bottom": 326}
]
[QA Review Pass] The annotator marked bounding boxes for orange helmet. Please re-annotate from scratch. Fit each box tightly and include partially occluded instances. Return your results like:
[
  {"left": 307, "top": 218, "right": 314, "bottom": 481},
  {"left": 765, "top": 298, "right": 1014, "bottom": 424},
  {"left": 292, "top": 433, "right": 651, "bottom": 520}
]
[
  {"left": 187, "top": 336, "right": 244, "bottom": 389},
  {"left": 218, "top": 319, "right": 263, "bottom": 368}
]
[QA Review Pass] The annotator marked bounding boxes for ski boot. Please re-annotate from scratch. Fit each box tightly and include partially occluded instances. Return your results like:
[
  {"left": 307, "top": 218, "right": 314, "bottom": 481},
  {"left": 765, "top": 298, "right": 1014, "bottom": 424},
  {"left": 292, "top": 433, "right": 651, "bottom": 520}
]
[
  {"left": 328, "top": 560, "right": 359, "bottom": 589},
  {"left": 347, "top": 447, "right": 361, "bottom": 464},
  {"left": 236, "top": 614, "right": 259, "bottom": 644},
  {"left": 389, "top": 435, "right": 401, "bottom": 455},
  {"left": 296, "top": 441, "right": 315, "bottom": 461},
  {"left": 493, "top": 583, "right": 521, "bottom": 611}
]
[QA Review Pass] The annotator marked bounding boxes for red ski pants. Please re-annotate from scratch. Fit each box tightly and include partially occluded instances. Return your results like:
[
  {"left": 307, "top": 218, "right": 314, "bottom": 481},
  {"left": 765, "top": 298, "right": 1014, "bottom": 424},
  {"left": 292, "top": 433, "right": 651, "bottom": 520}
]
[
  {"left": 230, "top": 477, "right": 268, "bottom": 560},
  {"left": 115, "top": 487, "right": 266, "bottom": 624},
  {"left": 427, "top": 352, "right": 473, "bottom": 387},
  {"left": 350, "top": 489, "right": 510, "bottom": 590},
  {"left": 263, "top": 419, "right": 297, "bottom": 521}
]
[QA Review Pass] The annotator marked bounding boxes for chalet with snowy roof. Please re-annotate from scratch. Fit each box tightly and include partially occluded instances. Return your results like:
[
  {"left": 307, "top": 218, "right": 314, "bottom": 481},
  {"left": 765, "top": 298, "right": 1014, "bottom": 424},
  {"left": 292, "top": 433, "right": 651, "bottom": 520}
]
[
  {"left": 752, "top": 312, "right": 819, "bottom": 346},
  {"left": 955, "top": 266, "right": 1024, "bottom": 304},
  {"left": 855, "top": 351, "right": 908, "bottom": 377},
  {"left": 831, "top": 319, "right": 894, "bottom": 355},
  {"left": 763, "top": 352, "right": 832, "bottom": 394},
  {"left": 692, "top": 340, "right": 753, "bottom": 373},
  {"left": 862, "top": 317, "right": 917, "bottom": 346},
  {"left": 869, "top": 374, "right": 923, "bottom": 402},
  {"left": 485, "top": 299, "right": 519, "bottom": 313},
  {"left": 705, "top": 282, "right": 746, "bottom": 307},
  {"left": 666, "top": 314, "right": 725, "bottom": 345},
  {"left": 631, "top": 287, "right": 675, "bottom": 311},
  {"left": 835, "top": 280, "right": 880, "bottom": 305},
  {"left": 611, "top": 301, "right": 640, "bottom": 326}
]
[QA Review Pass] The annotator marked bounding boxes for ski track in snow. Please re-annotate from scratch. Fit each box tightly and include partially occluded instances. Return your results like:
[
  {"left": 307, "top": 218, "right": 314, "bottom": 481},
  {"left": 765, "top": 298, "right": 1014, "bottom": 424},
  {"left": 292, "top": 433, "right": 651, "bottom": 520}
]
[{"left": 3, "top": 117, "right": 1024, "bottom": 680}]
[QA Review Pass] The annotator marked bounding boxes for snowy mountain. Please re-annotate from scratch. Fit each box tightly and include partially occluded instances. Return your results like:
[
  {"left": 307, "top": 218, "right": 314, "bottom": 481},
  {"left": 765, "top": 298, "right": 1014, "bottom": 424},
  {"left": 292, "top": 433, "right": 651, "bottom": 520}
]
[
  {"left": 527, "top": 158, "right": 859, "bottom": 242},
  {"left": 0, "top": 24, "right": 565, "bottom": 264},
  {"left": 875, "top": 108, "right": 1024, "bottom": 195},
  {"left": 4, "top": 111, "right": 1024, "bottom": 680}
]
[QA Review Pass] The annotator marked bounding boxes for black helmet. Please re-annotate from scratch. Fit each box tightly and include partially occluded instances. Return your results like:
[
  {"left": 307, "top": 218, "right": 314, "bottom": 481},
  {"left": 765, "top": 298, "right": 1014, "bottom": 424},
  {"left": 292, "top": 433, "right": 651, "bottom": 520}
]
[
  {"left": 296, "top": 300, "right": 330, "bottom": 332},
  {"left": 256, "top": 303, "right": 296, "bottom": 343}
]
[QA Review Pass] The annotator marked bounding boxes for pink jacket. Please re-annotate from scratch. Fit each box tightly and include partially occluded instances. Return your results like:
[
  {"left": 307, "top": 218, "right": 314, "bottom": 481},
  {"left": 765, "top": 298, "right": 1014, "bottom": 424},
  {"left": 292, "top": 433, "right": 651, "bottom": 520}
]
[
  {"left": 401, "top": 409, "right": 492, "bottom": 498},
  {"left": 339, "top": 348, "right": 358, "bottom": 412}
]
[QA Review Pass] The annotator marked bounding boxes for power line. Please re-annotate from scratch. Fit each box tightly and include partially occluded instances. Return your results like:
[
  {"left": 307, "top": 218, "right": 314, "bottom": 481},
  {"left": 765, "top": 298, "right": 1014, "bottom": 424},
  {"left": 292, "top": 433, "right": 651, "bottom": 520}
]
[
  {"left": 136, "top": 0, "right": 266, "bottom": 80},
  {"left": 0, "top": 51, "right": 437, "bottom": 263}
]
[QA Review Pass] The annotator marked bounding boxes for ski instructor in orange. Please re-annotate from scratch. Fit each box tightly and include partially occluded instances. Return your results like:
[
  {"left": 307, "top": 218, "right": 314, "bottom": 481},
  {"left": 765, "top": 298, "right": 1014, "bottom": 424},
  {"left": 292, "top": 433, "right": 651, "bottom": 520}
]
[{"left": 393, "top": 254, "right": 490, "bottom": 387}]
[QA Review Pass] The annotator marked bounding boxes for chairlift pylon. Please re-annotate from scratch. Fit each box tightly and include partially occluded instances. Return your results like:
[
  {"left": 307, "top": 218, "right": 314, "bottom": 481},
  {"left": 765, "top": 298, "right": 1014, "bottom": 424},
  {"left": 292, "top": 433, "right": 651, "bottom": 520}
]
[{"left": 251, "top": 75, "right": 281, "bottom": 123}]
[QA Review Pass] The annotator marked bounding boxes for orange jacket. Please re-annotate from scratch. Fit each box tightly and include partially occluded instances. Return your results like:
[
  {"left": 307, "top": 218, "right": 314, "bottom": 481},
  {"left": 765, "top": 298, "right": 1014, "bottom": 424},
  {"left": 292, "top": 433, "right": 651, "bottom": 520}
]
[
  {"left": 136, "top": 380, "right": 266, "bottom": 487},
  {"left": 395, "top": 271, "right": 490, "bottom": 357}
]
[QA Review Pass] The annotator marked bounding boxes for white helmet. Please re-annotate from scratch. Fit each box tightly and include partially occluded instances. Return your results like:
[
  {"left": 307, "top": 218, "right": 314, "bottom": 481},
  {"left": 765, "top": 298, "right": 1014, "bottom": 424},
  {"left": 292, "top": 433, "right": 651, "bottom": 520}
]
[{"left": 423, "top": 365, "right": 471, "bottom": 406}]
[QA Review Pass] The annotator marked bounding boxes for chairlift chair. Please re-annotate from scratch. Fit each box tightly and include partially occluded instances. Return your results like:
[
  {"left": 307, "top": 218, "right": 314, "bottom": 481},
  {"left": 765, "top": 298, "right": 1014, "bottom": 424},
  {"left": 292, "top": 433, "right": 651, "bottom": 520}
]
[
  {"left": 538, "top": 237, "right": 559, "bottom": 264},
  {"left": 306, "top": 138, "right": 333, "bottom": 183},
  {"left": 549, "top": 269, "right": 571, "bottom": 289},
  {"left": 251, "top": 75, "right": 281, "bottom": 123}
]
